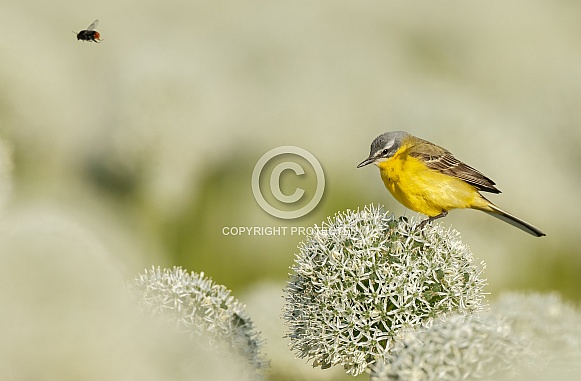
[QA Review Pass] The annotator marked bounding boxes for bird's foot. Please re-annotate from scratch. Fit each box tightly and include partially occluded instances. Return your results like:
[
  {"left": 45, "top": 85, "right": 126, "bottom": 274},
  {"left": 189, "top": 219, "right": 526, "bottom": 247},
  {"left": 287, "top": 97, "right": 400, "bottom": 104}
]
[{"left": 416, "top": 211, "right": 448, "bottom": 230}]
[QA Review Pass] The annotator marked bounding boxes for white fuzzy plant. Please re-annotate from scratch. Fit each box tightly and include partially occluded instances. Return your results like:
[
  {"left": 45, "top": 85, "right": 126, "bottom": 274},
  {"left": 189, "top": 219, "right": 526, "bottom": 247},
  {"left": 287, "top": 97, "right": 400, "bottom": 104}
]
[
  {"left": 130, "top": 207, "right": 581, "bottom": 381},
  {"left": 370, "top": 313, "right": 527, "bottom": 381},
  {"left": 282, "top": 205, "right": 487, "bottom": 375},
  {"left": 371, "top": 293, "right": 581, "bottom": 381},
  {"left": 131, "top": 266, "right": 268, "bottom": 379}
]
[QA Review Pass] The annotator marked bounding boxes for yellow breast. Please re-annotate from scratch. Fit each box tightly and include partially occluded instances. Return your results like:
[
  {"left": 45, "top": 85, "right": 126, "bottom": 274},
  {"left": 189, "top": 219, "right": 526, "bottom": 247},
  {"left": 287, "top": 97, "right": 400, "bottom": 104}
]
[{"left": 376, "top": 146, "right": 482, "bottom": 216}]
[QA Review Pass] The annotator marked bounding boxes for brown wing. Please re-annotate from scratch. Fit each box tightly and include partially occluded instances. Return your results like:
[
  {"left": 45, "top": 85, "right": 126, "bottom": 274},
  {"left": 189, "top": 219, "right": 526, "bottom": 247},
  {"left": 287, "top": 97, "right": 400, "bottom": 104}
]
[{"left": 408, "top": 139, "right": 500, "bottom": 194}]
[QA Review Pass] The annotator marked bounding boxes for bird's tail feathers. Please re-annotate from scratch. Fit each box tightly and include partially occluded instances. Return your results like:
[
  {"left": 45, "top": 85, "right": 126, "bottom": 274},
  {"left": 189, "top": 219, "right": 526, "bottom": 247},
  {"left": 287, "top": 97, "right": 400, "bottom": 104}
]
[{"left": 480, "top": 202, "right": 545, "bottom": 237}]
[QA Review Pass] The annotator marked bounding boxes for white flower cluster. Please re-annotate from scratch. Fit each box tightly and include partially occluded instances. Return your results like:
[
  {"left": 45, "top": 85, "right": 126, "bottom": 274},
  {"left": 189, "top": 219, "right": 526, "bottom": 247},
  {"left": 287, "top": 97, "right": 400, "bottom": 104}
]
[
  {"left": 132, "top": 266, "right": 268, "bottom": 378},
  {"left": 371, "top": 314, "right": 527, "bottom": 381},
  {"left": 371, "top": 293, "right": 581, "bottom": 381},
  {"left": 283, "top": 205, "right": 487, "bottom": 375}
]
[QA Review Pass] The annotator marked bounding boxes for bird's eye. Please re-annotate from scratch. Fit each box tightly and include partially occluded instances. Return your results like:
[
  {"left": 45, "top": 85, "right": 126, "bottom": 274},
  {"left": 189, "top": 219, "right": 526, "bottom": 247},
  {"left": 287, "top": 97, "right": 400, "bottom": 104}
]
[{"left": 382, "top": 149, "right": 389, "bottom": 156}]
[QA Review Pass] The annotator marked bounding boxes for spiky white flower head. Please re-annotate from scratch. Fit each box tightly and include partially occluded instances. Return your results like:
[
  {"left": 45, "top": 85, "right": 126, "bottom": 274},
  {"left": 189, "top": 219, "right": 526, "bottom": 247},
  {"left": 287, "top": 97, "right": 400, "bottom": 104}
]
[
  {"left": 372, "top": 293, "right": 581, "bottom": 381},
  {"left": 282, "top": 205, "right": 487, "bottom": 375},
  {"left": 370, "top": 313, "right": 527, "bottom": 381},
  {"left": 132, "top": 266, "right": 268, "bottom": 378}
]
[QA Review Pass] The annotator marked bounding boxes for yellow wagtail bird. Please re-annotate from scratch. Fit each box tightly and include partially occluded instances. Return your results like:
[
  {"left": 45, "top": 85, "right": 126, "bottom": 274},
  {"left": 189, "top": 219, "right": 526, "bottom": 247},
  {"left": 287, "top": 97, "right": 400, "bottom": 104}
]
[{"left": 357, "top": 131, "right": 545, "bottom": 237}]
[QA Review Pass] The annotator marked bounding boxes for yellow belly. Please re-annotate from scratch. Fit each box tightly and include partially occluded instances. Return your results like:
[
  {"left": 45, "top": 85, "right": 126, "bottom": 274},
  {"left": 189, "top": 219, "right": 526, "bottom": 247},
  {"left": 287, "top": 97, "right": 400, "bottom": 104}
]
[{"left": 377, "top": 151, "right": 485, "bottom": 217}]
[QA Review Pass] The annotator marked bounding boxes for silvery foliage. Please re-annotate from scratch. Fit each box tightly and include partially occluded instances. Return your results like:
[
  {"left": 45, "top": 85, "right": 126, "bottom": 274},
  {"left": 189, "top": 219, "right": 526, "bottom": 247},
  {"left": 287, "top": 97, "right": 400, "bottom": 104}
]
[
  {"left": 372, "top": 293, "right": 581, "bottom": 381},
  {"left": 283, "top": 205, "right": 487, "bottom": 375},
  {"left": 132, "top": 266, "right": 268, "bottom": 378},
  {"left": 370, "top": 313, "right": 527, "bottom": 381}
]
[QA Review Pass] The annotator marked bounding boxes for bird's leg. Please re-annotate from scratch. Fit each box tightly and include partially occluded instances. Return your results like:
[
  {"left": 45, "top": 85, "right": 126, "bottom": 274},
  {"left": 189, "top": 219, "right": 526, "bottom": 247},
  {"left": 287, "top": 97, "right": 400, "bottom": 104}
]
[{"left": 417, "top": 211, "right": 448, "bottom": 229}]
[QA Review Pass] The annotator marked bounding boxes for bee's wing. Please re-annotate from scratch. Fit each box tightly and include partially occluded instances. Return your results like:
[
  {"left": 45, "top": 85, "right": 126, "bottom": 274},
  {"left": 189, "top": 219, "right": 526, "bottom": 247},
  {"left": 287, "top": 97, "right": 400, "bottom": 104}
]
[{"left": 87, "top": 20, "right": 99, "bottom": 31}]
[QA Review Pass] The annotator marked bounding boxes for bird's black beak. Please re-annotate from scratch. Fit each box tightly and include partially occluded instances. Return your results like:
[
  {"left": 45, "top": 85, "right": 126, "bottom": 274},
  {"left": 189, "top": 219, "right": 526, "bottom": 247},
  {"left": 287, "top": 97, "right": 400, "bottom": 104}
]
[{"left": 357, "top": 157, "right": 374, "bottom": 168}]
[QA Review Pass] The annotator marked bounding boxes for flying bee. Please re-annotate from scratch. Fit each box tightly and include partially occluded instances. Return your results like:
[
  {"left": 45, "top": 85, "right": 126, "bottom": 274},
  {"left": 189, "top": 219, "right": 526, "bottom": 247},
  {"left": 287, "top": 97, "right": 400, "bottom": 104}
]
[{"left": 75, "top": 20, "right": 101, "bottom": 43}]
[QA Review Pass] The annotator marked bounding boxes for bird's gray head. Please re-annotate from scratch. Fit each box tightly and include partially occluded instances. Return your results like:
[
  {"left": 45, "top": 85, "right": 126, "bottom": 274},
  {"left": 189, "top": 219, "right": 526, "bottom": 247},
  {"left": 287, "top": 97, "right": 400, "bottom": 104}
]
[{"left": 357, "top": 131, "right": 408, "bottom": 168}]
